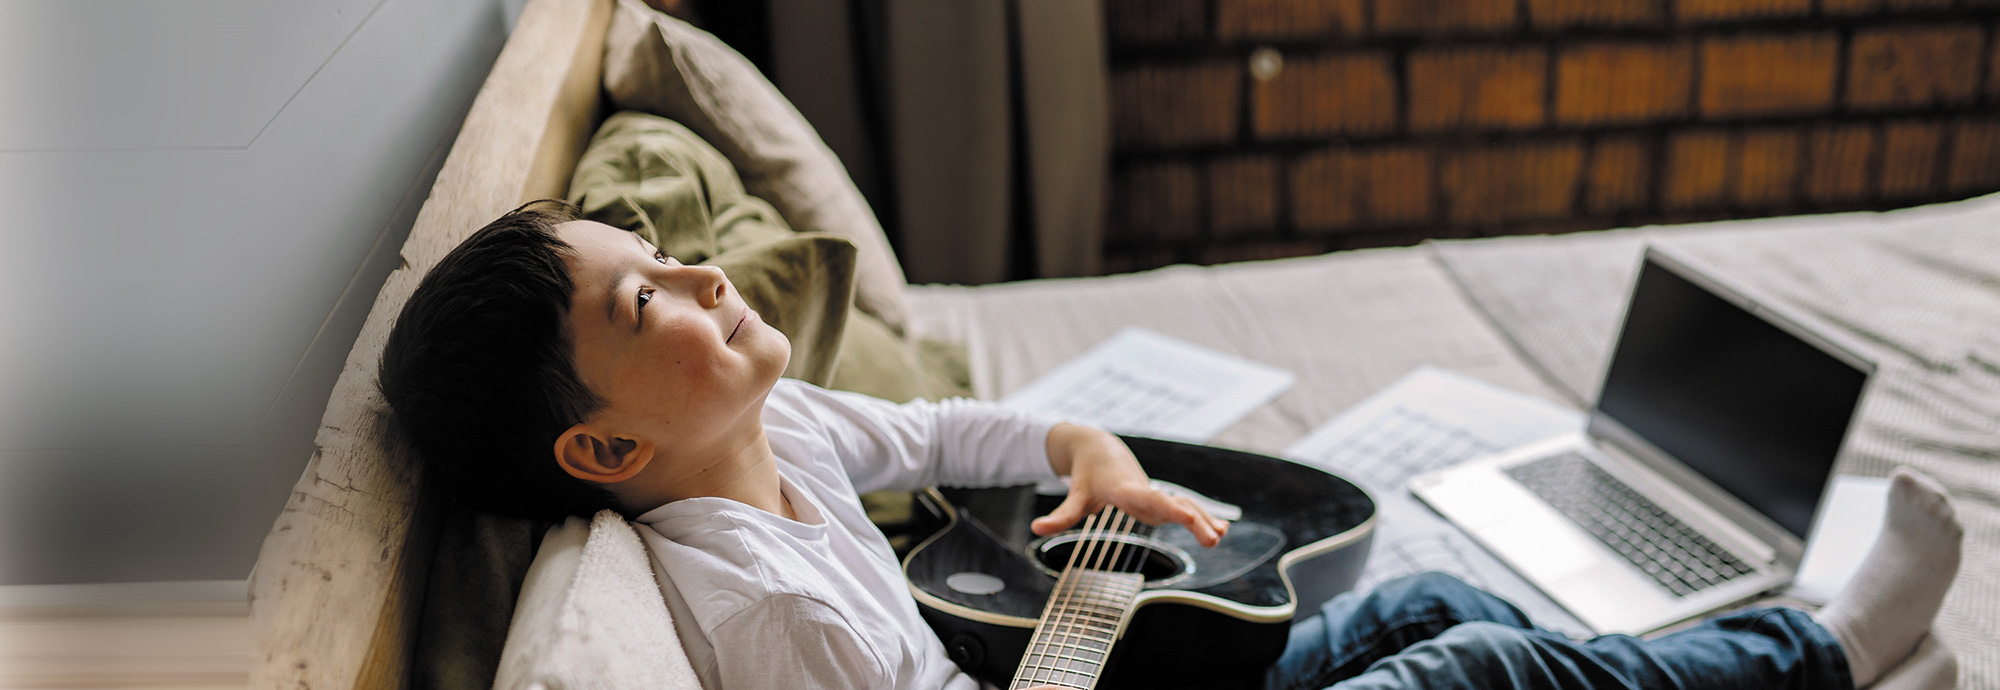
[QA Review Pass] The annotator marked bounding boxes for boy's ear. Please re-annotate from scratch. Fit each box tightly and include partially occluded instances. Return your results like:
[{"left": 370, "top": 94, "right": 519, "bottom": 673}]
[{"left": 553, "top": 423, "right": 655, "bottom": 484}]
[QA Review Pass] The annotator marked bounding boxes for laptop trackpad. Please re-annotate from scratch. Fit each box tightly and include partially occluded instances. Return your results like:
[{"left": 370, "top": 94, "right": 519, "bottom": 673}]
[
  {"left": 1425, "top": 475, "right": 1595, "bottom": 581},
  {"left": 1481, "top": 514, "right": 1595, "bottom": 581}
]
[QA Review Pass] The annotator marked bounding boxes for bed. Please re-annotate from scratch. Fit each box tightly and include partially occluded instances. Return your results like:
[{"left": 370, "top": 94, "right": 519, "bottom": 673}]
[{"left": 248, "top": 0, "right": 2000, "bottom": 687}]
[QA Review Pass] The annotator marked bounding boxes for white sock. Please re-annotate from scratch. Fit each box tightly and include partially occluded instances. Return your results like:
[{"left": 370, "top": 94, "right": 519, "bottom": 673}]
[
  {"left": 1813, "top": 468, "right": 1962, "bottom": 687},
  {"left": 1866, "top": 635, "right": 1957, "bottom": 690}
]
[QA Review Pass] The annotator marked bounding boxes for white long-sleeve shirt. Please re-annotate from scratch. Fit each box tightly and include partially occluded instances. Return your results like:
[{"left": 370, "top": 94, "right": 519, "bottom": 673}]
[{"left": 634, "top": 379, "right": 1060, "bottom": 690}]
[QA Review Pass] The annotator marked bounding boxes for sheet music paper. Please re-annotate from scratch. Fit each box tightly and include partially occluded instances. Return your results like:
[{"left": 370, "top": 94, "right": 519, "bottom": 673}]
[
  {"left": 1286, "top": 366, "right": 1584, "bottom": 494},
  {"left": 1002, "top": 328, "right": 1296, "bottom": 443},
  {"left": 1285, "top": 366, "right": 1595, "bottom": 636}
]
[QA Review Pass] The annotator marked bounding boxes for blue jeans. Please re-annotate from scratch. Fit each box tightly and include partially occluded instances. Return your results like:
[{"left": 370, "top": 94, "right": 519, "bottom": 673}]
[{"left": 1265, "top": 573, "right": 1853, "bottom": 690}]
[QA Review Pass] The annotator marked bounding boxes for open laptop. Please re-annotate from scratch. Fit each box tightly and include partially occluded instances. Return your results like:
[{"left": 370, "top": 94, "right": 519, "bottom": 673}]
[{"left": 1410, "top": 246, "right": 1874, "bottom": 635}]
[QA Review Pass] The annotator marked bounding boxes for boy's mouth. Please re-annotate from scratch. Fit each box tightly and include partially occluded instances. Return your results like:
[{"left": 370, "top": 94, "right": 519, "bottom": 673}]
[{"left": 727, "top": 310, "right": 748, "bottom": 343}]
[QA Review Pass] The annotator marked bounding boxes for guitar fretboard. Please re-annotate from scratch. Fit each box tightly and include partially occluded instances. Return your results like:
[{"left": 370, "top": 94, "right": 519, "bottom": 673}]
[{"left": 1009, "top": 569, "right": 1144, "bottom": 690}]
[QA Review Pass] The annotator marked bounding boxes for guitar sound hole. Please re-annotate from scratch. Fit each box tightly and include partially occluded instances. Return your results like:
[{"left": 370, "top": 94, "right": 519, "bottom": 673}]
[{"left": 1032, "top": 534, "right": 1191, "bottom": 586}]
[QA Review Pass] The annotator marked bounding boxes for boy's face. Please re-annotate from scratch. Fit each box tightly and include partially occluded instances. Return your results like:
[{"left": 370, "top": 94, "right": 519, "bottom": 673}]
[{"left": 557, "top": 220, "right": 789, "bottom": 464}]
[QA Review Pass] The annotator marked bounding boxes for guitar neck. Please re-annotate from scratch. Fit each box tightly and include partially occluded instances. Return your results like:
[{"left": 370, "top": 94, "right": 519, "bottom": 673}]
[{"left": 1009, "top": 569, "right": 1145, "bottom": 690}]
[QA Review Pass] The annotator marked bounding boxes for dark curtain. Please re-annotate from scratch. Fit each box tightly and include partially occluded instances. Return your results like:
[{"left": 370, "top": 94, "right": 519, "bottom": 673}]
[{"left": 694, "top": 0, "right": 1107, "bottom": 285}]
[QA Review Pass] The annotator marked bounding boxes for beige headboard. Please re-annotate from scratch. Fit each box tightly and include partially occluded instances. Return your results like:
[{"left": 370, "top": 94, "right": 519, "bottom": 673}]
[{"left": 248, "top": 0, "right": 610, "bottom": 687}]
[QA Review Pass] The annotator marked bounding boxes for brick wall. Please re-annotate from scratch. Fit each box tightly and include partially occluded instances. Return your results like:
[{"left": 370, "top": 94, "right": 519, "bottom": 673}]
[{"left": 1103, "top": 0, "right": 2000, "bottom": 272}]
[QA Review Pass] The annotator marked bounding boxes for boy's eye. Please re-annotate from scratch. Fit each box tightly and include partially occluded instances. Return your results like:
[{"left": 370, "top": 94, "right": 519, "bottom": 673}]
[
  {"left": 654, "top": 250, "right": 669, "bottom": 265},
  {"left": 637, "top": 287, "right": 653, "bottom": 311}
]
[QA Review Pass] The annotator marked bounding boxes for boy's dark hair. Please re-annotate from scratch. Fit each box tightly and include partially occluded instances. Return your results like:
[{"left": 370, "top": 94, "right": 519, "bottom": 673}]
[{"left": 378, "top": 200, "right": 619, "bottom": 520}]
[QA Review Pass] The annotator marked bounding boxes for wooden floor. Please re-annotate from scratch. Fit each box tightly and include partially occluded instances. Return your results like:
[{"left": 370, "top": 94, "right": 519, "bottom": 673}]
[
  {"left": 0, "top": 614, "right": 249, "bottom": 689},
  {"left": 0, "top": 582, "right": 250, "bottom": 689}
]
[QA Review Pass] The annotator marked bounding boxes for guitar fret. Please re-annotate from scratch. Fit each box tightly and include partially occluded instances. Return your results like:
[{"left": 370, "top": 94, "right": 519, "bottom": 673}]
[
  {"left": 1025, "top": 642, "right": 1107, "bottom": 666},
  {"left": 1023, "top": 647, "right": 1108, "bottom": 665},
  {"left": 1047, "top": 604, "right": 1119, "bottom": 619},
  {"left": 1040, "top": 622, "right": 1117, "bottom": 644},
  {"left": 1047, "top": 607, "right": 1121, "bottom": 624},
  {"left": 1024, "top": 641, "right": 1110, "bottom": 664},
  {"left": 1050, "top": 642, "right": 1107, "bottom": 665},
  {"left": 1012, "top": 662, "right": 1096, "bottom": 689},
  {"left": 1049, "top": 605, "right": 1124, "bottom": 624},
  {"left": 1040, "top": 630, "right": 1110, "bottom": 653},
  {"left": 1030, "top": 647, "right": 1106, "bottom": 667},
  {"left": 1037, "top": 626, "right": 1115, "bottom": 645},
  {"left": 1030, "top": 630, "right": 1113, "bottom": 651},
  {"left": 1029, "top": 636, "right": 1112, "bottom": 656},
  {"left": 1043, "top": 620, "right": 1117, "bottom": 639},
  {"left": 1012, "top": 666, "right": 1086, "bottom": 690},
  {"left": 1018, "top": 656, "right": 1100, "bottom": 681}
]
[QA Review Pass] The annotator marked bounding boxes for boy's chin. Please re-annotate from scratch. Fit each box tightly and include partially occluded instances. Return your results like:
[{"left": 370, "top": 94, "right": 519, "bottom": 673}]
[
  {"left": 767, "top": 328, "right": 793, "bottom": 364},
  {"left": 757, "top": 334, "right": 792, "bottom": 384}
]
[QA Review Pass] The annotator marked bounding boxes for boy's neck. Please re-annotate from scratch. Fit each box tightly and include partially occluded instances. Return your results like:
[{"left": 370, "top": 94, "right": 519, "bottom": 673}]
[
  {"left": 680, "top": 431, "right": 795, "bottom": 520},
  {"left": 627, "top": 423, "right": 798, "bottom": 521}
]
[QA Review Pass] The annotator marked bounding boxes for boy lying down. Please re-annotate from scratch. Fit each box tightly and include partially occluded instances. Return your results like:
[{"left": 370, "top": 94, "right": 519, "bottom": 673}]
[{"left": 379, "top": 201, "right": 1962, "bottom": 690}]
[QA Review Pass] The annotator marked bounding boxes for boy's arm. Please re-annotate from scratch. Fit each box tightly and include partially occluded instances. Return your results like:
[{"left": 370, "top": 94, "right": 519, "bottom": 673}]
[
  {"left": 1033, "top": 423, "right": 1230, "bottom": 548},
  {"left": 772, "top": 381, "right": 1061, "bottom": 492},
  {"left": 773, "top": 381, "right": 1228, "bottom": 545}
]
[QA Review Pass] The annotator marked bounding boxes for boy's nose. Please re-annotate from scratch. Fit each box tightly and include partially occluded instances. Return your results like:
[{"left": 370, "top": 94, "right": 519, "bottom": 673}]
[{"left": 689, "top": 264, "right": 727, "bottom": 308}]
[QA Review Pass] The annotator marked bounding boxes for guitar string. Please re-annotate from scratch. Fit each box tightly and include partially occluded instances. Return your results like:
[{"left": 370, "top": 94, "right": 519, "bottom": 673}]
[
  {"left": 1044, "top": 506, "right": 1136, "bottom": 688},
  {"left": 1095, "top": 508, "right": 1138, "bottom": 588},
  {"left": 1025, "top": 509, "right": 1100, "bottom": 687},
  {"left": 1086, "top": 508, "right": 1139, "bottom": 664},
  {"left": 1114, "top": 509, "right": 1146, "bottom": 574},
  {"left": 1033, "top": 505, "right": 1125, "bottom": 688},
  {"left": 1085, "top": 509, "right": 1142, "bottom": 684},
  {"left": 1039, "top": 505, "right": 1118, "bottom": 686},
  {"left": 1078, "top": 508, "right": 1137, "bottom": 676},
  {"left": 1015, "top": 509, "right": 1102, "bottom": 688}
]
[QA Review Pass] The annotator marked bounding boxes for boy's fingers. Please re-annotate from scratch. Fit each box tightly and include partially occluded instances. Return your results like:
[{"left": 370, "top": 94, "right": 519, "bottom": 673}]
[
  {"left": 1176, "top": 496, "right": 1222, "bottom": 547},
  {"left": 1142, "top": 494, "right": 1224, "bottom": 547},
  {"left": 1115, "top": 490, "right": 1220, "bottom": 546},
  {"left": 1032, "top": 485, "right": 1233, "bottom": 547},
  {"left": 1031, "top": 492, "right": 1091, "bottom": 536}
]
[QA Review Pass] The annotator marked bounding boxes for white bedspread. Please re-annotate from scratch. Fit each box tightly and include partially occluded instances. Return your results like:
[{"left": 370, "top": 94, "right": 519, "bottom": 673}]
[{"left": 906, "top": 193, "right": 2000, "bottom": 688}]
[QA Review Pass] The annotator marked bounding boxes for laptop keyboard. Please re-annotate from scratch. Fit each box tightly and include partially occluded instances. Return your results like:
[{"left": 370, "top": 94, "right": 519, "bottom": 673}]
[{"left": 1505, "top": 452, "right": 1752, "bottom": 598}]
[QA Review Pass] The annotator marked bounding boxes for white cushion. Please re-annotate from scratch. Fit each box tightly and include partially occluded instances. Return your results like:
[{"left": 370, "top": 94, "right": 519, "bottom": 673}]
[
  {"left": 601, "top": 0, "right": 910, "bottom": 336},
  {"left": 493, "top": 510, "right": 700, "bottom": 690}
]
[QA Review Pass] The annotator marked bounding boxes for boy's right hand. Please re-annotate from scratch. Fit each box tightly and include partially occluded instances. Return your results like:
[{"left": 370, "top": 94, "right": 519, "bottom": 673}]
[{"left": 1036, "top": 424, "right": 1230, "bottom": 547}]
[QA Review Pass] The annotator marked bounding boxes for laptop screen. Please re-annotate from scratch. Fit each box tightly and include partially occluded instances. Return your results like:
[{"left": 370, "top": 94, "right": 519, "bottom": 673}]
[{"left": 1597, "top": 255, "right": 1869, "bottom": 539}]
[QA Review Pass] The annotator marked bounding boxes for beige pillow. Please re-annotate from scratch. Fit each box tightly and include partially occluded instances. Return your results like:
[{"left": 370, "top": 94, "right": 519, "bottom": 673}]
[
  {"left": 602, "top": 0, "right": 910, "bottom": 336},
  {"left": 493, "top": 510, "right": 699, "bottom": 690}
]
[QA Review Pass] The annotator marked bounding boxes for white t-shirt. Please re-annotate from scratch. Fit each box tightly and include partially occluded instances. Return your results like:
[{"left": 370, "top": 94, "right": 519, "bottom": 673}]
[{"left": 634, "top": 379, "right": 1060, "bottom": 690}]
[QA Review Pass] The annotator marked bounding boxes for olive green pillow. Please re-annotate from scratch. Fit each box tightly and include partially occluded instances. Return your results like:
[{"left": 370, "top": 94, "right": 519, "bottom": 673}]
[{"left": 829, "top": 307, "right": 973, "bottom": 403}]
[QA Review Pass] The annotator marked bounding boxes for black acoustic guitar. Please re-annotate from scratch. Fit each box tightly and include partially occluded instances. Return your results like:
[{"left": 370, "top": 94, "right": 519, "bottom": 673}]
[{"left": 903, "top": 436, "right": 1377, "bottom": 690}]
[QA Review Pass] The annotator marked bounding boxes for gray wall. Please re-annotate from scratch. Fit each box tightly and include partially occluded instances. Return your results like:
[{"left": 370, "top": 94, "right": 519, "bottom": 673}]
[{"left": 0, "top": 0, "right": 517, "bottom": 584}]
